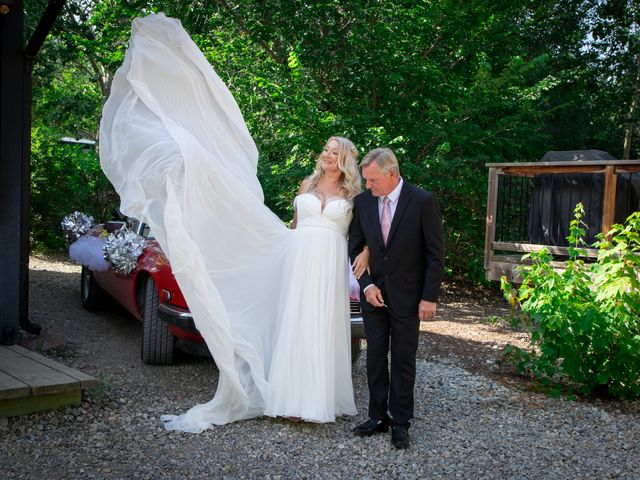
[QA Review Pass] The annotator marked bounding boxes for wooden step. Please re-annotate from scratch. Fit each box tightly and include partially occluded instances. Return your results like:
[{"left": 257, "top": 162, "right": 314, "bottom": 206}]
[{"left": 0, "top": 344, "right": 97, "bottom": 417}]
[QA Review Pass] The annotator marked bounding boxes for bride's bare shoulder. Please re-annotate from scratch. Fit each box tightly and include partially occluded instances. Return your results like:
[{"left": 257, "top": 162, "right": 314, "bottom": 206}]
[{"left": 298, "top": 178, "right": 312, "bottom": 194}]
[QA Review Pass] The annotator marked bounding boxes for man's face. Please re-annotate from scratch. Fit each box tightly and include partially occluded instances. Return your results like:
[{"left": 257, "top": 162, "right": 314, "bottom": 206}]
[{"left": 362, "top": 162, "right": 399, "bottom": 197}]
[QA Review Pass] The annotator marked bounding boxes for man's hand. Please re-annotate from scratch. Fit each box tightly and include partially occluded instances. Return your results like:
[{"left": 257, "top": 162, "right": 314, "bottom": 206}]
[
  {"left": 364, "top": 285, "right": 385, "bottom": 308},
  {"left": 419, "top": 300, "right": 437, "bottom": 321}
]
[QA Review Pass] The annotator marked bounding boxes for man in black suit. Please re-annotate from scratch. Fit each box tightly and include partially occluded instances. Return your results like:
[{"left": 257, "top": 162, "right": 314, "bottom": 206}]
[{"left": 349, "top": 147, "right": 444, "bottom": 449}]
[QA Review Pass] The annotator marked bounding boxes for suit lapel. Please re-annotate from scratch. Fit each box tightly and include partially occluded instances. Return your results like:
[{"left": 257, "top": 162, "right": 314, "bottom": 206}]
[
  {"left": 367, "top": 193, "right": 385, "bottom": 247},
  {"left": 386, "top": 182, "right": 412, "bottom": 247}
]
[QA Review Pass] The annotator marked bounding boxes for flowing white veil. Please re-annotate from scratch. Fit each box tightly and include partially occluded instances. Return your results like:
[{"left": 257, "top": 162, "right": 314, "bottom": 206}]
[{"left": 100, "top": 13, "right": 295, "bottom": 431}]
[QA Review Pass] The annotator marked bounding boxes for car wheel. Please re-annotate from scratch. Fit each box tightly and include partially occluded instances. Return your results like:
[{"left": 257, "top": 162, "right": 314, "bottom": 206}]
[
  {"left": 80, "top": 266, "right": 107, "bottom": 309},
  {"left": 141, "top": 278, "right": 174, "bottom": 365},
  {"left": 351, "top": 337, "right": 362, "bottom": 362}
]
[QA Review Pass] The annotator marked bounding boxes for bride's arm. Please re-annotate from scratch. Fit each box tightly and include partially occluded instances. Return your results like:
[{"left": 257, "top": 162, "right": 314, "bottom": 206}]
[
  {"left": 352, "top": 244, "right": 370, "bottom": 279},
  {"left": 290, "top": 179, "right": 311, "bottom": 230}
]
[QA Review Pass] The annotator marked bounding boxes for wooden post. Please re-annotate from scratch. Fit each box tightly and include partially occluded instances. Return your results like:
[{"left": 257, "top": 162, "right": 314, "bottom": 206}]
[
  {"left": 0, "top": 0, "right": 66, "bottom": 343},
  {"left": 601, "top": 165, "right": 618, "bottom": 235},
  {"left": 484, "top": 167, "right": 499, "bottom": 273},
  {"left": 0, "top": 0, "right": 25, "bottom": 345}
]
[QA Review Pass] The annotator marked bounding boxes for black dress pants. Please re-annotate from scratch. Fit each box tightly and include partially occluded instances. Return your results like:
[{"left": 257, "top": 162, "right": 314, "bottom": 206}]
[{"left": 363, "top": 305, "right": 420, "bottom": 426}]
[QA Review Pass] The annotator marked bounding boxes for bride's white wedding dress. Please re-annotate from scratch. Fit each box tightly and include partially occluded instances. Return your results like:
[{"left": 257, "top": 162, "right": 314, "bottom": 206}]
[
  {"left": 99, "top": 13, "right": 356, "bottom": 432},
  {"left": 265, "top": 193, "right": 355, "bottom": 421}
]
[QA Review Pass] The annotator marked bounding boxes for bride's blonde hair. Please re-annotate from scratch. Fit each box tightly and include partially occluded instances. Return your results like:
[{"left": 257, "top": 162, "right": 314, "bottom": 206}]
[{"left": 306, "top": 136, "right": 362, "bottom": 200}]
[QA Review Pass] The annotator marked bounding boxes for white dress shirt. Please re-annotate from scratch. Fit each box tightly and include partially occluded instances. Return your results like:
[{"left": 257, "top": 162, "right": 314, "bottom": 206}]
[
  {"left": 377, "top": 177, "right": 404, "bottom": 223},
  {"left": 362, "top": 177, "right": 404, "bottom": 295}
]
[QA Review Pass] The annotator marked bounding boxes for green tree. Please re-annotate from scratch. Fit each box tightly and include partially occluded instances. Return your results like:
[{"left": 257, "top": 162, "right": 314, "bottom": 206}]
[
  {"left": 28, "top": 1, "right": 639, "bottom": 280},
  {"left": 587, "top": 0, "right": 640, "bottom": 159}
]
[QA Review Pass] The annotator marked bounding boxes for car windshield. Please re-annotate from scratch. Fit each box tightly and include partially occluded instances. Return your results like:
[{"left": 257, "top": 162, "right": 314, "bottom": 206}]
[
  {"left": 127, "top": 218, "right": 154, "bottom": 239},
  {"left": 143, "top": 225, "right": 154, "bottom": 239}
]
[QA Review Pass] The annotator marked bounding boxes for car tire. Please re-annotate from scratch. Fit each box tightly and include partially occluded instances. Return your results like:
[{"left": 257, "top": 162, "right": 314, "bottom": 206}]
[
  {"left": 141, "top": 278, "right": 174, "bottom": 365},
  {"left": 80, "top": 266, "right": 107, "bottom": 309},
  {"left": 351, "top": 337, "right": 362, "bottom": 362}
]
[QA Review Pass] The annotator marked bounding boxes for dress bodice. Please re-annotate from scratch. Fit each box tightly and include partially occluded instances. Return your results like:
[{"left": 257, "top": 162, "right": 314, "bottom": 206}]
[{"left": 294, "top": 193, "right": 352, "bottom": 235}]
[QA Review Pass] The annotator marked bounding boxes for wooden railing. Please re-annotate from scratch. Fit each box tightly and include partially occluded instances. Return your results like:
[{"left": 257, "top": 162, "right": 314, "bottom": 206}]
[{"left": 484, "top": 160, "right": 640, "bottom": 282}]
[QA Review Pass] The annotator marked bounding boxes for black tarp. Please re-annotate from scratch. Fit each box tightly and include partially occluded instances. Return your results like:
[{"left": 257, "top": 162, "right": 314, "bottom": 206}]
[{"left": 528, "top": 150, "right": 640, "bottom": 246}]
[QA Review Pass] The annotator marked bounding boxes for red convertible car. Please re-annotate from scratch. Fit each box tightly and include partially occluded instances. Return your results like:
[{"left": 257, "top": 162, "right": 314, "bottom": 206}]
[{"left": 80, "top": 217, "right": 364, "bottom": 365}]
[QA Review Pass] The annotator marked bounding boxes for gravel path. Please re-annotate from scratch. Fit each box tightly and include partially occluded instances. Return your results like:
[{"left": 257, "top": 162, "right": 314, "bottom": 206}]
[{"left": 1, "top": 256, "right": 639, "bottom": 479}]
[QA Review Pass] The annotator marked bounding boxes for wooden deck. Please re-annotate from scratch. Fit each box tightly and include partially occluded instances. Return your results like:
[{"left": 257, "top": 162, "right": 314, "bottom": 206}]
[{"left": 0, "top": 344, "right": 97, "bottom": 418}]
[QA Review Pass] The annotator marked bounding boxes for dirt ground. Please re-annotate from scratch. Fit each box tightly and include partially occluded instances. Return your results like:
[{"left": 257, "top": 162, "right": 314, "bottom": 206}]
[{"left": 417, "top": 280, "right": 532, "bottom": 387}]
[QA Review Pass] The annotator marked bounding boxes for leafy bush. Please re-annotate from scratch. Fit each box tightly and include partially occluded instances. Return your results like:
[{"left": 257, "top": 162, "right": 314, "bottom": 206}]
[
  {"left": 30, "top": 127, "right": 118, "bottom": 252},
  {"left": 501, "top": 204, "right": 640, "bottom": 399}
]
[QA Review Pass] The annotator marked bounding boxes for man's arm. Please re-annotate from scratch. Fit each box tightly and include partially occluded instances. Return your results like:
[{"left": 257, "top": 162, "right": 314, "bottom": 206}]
[{"left": 348, "top": 196, "right": 373, "bottom": 290}]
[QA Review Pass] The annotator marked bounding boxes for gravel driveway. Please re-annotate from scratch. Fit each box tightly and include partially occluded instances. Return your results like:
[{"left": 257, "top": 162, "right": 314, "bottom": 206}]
[{"left": 1, "top": 256, "right": 639, "bottom": 479}]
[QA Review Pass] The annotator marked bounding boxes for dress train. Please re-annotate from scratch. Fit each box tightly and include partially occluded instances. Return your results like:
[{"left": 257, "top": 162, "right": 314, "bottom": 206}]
[{"left": 99, "top": 13, "right": 356, "bottom": 432}]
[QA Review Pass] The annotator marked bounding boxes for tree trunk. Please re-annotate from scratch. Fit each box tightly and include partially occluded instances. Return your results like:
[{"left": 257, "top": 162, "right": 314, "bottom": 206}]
[{"left": 623, "top": 53, "right": 640, "bottom": 160}]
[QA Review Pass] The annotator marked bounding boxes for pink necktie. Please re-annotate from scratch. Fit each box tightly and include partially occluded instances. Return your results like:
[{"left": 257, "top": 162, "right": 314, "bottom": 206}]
[{"left": 381, "top": 196, "right": 391, "bottom": 245}]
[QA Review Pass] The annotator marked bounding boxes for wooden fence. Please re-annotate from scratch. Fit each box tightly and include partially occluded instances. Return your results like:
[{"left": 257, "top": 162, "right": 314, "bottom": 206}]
[{"left": 484, "top": 160, "right": 640, "bottom": 282}]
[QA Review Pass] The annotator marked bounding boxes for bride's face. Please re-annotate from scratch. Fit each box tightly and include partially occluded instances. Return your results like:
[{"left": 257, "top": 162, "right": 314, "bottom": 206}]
[{"left": 320, "top": 140, "right": 341, "bottom": 173}]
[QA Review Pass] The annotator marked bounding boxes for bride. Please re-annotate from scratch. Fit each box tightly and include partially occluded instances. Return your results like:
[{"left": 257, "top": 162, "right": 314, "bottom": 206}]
[
  {"left": 265, "top": 135, "right": 363, "bottom": 422},
  {"left": 99, "top": 13, "right": 365, "bottom": 432}
]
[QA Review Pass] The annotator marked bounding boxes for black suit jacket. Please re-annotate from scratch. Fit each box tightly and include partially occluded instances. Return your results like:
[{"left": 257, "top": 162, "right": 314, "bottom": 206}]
[{"left": 349, "top": 181, "right": 445, "bottom": 317}]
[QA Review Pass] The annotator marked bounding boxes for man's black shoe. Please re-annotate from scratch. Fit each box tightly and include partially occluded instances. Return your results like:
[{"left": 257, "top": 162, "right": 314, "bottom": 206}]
[
  {"left": 352, "top": 418, "right": 390, "bottom": 436},
  {"left": 391, "top": 425, "right": 410, "bottom": 449}
]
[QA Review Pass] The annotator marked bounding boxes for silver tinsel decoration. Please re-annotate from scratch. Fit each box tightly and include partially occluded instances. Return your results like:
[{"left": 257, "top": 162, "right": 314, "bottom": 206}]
[
  {"left": 102, "top": 227, "right": 145, "bottom": 275},
  {"left": 61, "top": 211, "right": 95, "bottom": 243}
]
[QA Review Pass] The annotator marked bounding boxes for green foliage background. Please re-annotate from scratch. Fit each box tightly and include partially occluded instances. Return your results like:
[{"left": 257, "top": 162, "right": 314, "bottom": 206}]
[{"left": 26, "top": 0, "right": 640, "bottom": 281}]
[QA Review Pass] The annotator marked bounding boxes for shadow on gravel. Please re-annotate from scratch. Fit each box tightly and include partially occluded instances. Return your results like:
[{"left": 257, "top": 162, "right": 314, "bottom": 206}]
[
  {"left": 419, "top": 328, "right": 506, "bottom": 361},
  {"left": 27, "top": 262, "right": 524, "bottom": 371},
  {"left": 26, "top": 265, "right": 213, "bottom": 368}
]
